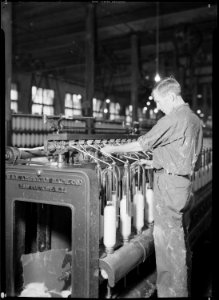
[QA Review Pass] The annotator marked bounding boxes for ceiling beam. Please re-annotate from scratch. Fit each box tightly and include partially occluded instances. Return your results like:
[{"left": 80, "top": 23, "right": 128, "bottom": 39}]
[
  {"left": 13, "top": 19, "right": 215, "bottom": 62},
  {"left": 98, "top": 5, "right": 217, "bottom": 40},
  {"left": 13, "top": 2, "right": 84, "bottom": 21},
  {"left": 12, "top": 5, "right": 216, "bottom": 49}
]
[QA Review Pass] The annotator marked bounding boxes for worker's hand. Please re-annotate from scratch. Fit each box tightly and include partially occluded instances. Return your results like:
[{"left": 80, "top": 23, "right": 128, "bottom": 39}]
[
  {"left": 138, "top": 159, "right": 153, "bottom": 169},
  {"left": 100, "top": 145, "right": 116, "bottom": 154}
]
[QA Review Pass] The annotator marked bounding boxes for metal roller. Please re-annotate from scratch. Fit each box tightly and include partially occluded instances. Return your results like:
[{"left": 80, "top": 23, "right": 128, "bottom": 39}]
[
  {"left": 5, "top": 146, "right": 46, "bottom": 163},
  {"left": 99, "top": 227, "right": 154, "bottom": 288}
]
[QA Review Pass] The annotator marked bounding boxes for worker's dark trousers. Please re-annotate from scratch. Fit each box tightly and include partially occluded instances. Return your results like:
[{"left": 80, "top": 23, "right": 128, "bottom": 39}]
[{"left": 153, "top": 172, "right": 193, "bottom": 298}]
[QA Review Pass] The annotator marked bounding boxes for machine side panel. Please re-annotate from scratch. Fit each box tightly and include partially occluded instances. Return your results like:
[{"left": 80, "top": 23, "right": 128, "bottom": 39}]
[{"left": 5, "top": 165, "right": 99, "bottom": 298}]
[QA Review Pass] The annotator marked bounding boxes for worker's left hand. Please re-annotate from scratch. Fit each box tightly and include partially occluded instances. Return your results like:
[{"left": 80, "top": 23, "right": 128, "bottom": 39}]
[{"left": 138, "top": 159, "right": 153, "bottom": 169}]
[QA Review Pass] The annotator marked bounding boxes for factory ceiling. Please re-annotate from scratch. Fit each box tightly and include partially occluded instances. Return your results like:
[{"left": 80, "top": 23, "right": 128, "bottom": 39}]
[{"left": 11, "top": 1, "right": 217, "bottom": 100}]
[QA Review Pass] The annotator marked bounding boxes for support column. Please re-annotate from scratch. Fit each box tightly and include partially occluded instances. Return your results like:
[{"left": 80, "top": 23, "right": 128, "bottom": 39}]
[
  {"left": 84, "top": 4, "right": 95, "bottom": 117},
  {"left": 1, "top": 2, "right": 12, "bottom": 146},
  {"left": 54, "top": 78, "right": 65, "bottom": 115},
  {"left": 17, "top": 73, "right": 32, "bottom": 114},
  {"left": 131, "top": 34, "right": 139, "bottom": 123}
]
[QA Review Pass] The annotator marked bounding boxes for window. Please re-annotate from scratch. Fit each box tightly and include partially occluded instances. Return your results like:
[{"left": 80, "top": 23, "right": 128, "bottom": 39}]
[
  {"left": 125, "top": 105, "right": 132, "bottom": 124},
  {"left": 10, "top": 83, "right": 18, "bottom": 113},
  {"left": 93, "top": 98, "right": 103, "bottom": 119},
  {"left": 109, "top": 102, "right": 121, "bottom": 120},
  {"left": 65, "top": 93, "right": 82, "bottom": 117},
  {"left": 31, "top": 86, "right": 54, "bottom": 115}
]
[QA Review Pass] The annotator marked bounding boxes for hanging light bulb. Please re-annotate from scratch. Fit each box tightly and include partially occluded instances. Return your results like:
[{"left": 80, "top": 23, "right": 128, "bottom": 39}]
[
  {"left": 154, "top": 2, "right": 161, "bottom": 82},
  {"left": 154, "top": 73, "right": 161, "bottom": 82}
]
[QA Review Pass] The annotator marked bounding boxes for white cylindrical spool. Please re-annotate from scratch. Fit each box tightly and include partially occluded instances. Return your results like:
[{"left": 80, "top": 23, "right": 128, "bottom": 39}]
[
  {"left": 12, "top": 133, "right": 16, "bottom": 147},
  {"left": 100, "top": 269, "right": 108, "bottom": 280},
  {"left": 21, "top": 133, "right": 26, "bottom": 148},
  {"left": 103, "top": 204, "right": 116, "bottom": 254},
  {"left": 146, "top": 185, "right": 154, "bottom": 224},
  {"left": 30, "top": 133, "right": 34, "bottom": 147},
  {"left": 35, "top": 134, "right": 39, "bottom": 147},
  {"left": 135, "top": 191, "right": 144, "bottom": 234},
  {"left": 41, "top": 134, "right": 44, "bottom": 146},
  {"left": 17, "top": 133, "right": 21, "bottom": 147},
  {"left": 120, "top": 196, "right": 131, "bottom": 243},
  {"left": 34, "top": 117, "right": 38, "bottom": 132},
  {"left": 40, "top": 133, "right": 44, "bottom": 146},
  {"left": 112, "top": 192, "right": 118, "bottom": 229},
  {"left": 99, "top": 213, "right": 104, "bottom": 241},
  {"left": 30, "top": 116, "right": 34, "bottom": 131},
  {"left": 26, "top": 133, "right": 30, "bottom": 147},
  {"left": 29, "top": 133, "right": 32, "bottom": 147},
  {"left": 39, "top": 118, "right": 43, "bottom": 131},
  {"left": 133, "top": 192, "right": 137, "bottom": 228},
  {"left": 34, "top": 134, "right": 38, "bottom": 147},
  {"left": 25, "top": 116, "right": 29, "bottom": 131},
  {"left": 20, "top": 116, "right": 25, "bottom": 131},
  {"left": 38, "top": 134, "right": 42, "bottom": 146}
]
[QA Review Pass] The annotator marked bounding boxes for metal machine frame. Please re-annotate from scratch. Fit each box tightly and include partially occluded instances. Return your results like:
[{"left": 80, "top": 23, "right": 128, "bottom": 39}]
[{"left": 5, "top": 165, "right": 99, "bottom": 297}]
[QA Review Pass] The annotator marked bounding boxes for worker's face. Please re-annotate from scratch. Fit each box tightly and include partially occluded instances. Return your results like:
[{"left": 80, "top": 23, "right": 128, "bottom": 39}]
[{"left": 152, "top": 90, "right": 175, "bottom": 115}]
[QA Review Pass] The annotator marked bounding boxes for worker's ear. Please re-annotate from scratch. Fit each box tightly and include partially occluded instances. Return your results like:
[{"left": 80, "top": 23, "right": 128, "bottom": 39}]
[{"left": 169, "top": 92, "right": 175, "bottom": 103}]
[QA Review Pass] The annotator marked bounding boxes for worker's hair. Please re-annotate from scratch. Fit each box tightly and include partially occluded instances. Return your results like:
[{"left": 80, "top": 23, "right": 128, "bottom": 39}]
[{"left": 152, "top": 76, "right": 181, "bottom": 97}]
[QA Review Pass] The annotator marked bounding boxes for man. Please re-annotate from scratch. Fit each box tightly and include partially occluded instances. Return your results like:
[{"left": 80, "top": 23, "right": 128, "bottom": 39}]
[{"left": 101, "top": 77, "right": 203, "bottom": 297}]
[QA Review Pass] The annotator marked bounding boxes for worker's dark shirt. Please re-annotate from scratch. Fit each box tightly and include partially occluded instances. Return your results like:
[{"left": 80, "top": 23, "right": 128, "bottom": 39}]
[{"left": 138, "top": 103, "right": 203, "bottom": 176}]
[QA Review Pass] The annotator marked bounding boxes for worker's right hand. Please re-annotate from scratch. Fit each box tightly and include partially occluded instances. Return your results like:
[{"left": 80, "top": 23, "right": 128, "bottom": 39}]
[{"left": 138, "top": 159, "right": 153, "bottom": 169}]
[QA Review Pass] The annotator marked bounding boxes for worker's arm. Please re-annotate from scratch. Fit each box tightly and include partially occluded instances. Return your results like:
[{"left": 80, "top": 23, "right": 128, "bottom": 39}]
[
  {"left": 101, "top": 115, "right": 172, "bottom": 154},
  {"left": 138, "top": 115, "right": 173, "bottom": 151},
  {"left": 101, "top": 141, "right": 143, "bottom": 154}
]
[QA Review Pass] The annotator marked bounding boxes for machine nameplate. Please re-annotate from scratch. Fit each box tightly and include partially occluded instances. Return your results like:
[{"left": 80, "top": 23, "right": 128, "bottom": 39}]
[
  {"left": 18, "top": 183, "right": 67, "bottom": 193},
  {"left": 6, "top": 174, "right": 83, "bottom": 186}
]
